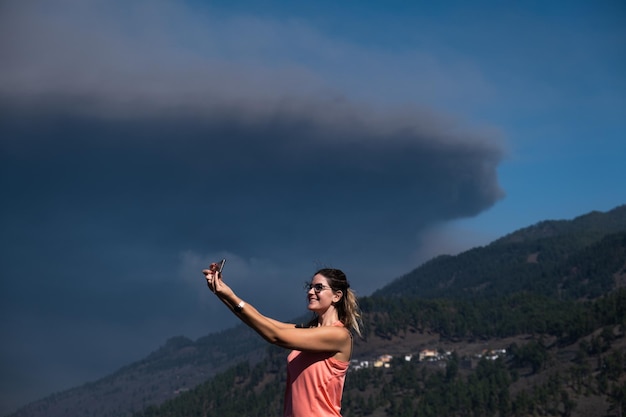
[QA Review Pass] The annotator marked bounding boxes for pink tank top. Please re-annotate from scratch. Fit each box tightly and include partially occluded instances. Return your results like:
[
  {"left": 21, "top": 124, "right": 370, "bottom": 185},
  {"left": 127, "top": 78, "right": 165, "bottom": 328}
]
[{"left": 283, "top": 322, "right": 350, "bottom": 417}]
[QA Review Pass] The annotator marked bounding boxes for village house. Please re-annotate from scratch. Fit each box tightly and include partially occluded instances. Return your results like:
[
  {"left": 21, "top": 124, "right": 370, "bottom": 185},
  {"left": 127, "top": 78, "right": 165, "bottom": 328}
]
[{"left": 418, "top": 349, "right": 439, "bottom": 362}]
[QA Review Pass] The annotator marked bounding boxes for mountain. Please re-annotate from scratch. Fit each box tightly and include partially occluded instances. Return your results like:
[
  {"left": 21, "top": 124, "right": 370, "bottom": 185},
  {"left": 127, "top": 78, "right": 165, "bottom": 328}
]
[
  {"left": 374, "top": 204, "right": 626, "bottom": 300},
  {"left": 8, "top": 204, "right": 626, "bottom": 417},
  {"left": 8, "top": 326, "right": 267, "bottom": 417}
]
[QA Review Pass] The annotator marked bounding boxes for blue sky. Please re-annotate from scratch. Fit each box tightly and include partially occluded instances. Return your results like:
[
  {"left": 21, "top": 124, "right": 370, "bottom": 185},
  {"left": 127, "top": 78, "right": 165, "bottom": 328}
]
[{"left": 1, "top": 0, "right": 624, "bottom": 414}]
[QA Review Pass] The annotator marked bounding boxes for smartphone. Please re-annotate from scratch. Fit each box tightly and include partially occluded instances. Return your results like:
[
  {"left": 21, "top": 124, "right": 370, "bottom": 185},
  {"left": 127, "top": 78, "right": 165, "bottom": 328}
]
[{"left": 217, "top": 258, "right": 226, "bottom": 273}]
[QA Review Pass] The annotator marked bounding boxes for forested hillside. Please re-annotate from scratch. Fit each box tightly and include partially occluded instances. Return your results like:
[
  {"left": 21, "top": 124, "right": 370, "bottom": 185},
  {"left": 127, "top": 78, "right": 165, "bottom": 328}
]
[
  {"left": 9, "top": 205, "right": 626, "bottom": 417},
  {"left": 375, "top": 205, "right": 626, "bottom": 300},
  {"left": 138, "top": 289, "right": 626, "bottom": 417}
]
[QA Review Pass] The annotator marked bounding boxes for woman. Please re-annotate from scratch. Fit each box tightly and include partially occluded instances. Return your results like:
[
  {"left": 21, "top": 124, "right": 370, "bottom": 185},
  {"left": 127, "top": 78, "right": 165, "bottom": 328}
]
[{"left": 203, "top": 264, "right": 362, "bottom": 417}]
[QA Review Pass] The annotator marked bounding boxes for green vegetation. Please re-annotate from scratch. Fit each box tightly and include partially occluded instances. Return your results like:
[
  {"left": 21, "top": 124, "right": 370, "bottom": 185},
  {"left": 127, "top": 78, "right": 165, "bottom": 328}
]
[
  {"left": 137, "top": 347, "right": 286, "bottom": 417},
  {"left": 362, "top": 288, "right": 626, "bottom": 345},
  {"left": 375, "top": 205, "right": 626, "bottom": 301},
  {"left": 133, "top": 289, "right": 626, "bottom": 417}
]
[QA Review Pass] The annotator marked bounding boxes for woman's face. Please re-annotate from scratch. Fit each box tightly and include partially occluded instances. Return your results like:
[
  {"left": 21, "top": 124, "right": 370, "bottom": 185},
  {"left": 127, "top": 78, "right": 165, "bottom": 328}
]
[{"left": 306, "top": 273, "right": 341, "bottom": 312}]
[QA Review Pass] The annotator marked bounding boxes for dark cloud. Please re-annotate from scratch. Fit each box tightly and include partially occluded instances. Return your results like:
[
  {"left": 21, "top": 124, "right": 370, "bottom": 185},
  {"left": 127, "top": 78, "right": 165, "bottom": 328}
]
[
  {"left": 1, "top": 96, "right": 503, "bottom": 265},
  {"left": 0, "top": 1, "right": 505, "bottom": 413}
]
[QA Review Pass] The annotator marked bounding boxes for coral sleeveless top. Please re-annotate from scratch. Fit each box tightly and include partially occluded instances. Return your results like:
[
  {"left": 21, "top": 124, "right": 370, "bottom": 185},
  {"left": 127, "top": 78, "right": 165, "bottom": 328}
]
[{"left": 283, "top": 322, "right": 350, "bottom": 417}]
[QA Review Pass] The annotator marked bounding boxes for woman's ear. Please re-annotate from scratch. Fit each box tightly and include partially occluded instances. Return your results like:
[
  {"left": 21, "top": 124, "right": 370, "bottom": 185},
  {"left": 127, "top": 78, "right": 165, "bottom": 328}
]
[{"left": 333, "top": 290, "right": 343, "bottom": 304}]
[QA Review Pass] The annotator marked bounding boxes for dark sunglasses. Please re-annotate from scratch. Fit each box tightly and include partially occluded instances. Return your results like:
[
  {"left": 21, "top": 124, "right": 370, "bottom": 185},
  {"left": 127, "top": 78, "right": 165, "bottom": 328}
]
[{"left": 304, "top": 282, "right": 332, "bottom": 293}]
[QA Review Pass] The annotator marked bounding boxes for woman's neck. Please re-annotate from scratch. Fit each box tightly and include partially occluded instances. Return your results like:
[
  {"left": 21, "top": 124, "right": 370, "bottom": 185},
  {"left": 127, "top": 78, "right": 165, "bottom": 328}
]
[{"left": 317, "top": 307, "right": 340, "bottom": 327}]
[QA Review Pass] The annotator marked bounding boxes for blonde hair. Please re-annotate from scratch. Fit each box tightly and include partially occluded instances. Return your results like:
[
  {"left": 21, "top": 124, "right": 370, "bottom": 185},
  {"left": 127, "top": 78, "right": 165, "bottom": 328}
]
[{"left": 315, "top": 268, "right": 362, "bottom": 337}]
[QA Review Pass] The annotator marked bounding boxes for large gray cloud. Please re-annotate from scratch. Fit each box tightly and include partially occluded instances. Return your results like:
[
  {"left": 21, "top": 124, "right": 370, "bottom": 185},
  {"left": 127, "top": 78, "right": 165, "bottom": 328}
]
[
  {"left": 0, "top": 0, "right": 504, "bottom": 413},
  {"left": 1, "top": 94, "right": 504, "bottom": 288}
]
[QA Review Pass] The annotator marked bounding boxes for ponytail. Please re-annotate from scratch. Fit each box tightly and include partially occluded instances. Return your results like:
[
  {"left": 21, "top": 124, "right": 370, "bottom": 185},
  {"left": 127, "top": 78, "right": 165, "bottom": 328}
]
[{"left": 315, "top": 268, "right": 362, "bottom": 337}]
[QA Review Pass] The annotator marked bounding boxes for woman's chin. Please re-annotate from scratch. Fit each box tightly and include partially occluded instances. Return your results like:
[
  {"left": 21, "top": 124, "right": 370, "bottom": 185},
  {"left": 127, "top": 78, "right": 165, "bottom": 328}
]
[{"left": 307, "top": 301, "right": 319, "bottom": 311}]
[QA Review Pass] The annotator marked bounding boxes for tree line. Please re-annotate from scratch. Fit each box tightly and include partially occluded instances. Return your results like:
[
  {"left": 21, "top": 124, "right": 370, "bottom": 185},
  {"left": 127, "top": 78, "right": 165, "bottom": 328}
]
[{"left": 135, "top": 289, "right": 626, "bottom": 417}]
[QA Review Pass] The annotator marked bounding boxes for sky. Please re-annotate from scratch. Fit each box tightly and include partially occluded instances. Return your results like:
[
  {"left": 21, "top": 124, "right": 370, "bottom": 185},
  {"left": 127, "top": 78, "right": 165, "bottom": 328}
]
[{"left": 0, "top": 0, "right": 624, "bottom": 414}]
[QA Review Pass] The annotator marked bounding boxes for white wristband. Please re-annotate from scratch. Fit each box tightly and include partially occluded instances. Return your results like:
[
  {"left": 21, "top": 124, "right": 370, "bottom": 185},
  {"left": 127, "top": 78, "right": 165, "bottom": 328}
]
[{"left": 234, "top": 300, "right": 245, "bottom": 313}]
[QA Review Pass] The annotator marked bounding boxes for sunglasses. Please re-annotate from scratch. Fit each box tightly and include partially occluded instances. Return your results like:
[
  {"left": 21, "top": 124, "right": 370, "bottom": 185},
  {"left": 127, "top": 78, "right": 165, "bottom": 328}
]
[{"left": 304, "top": 282, "right": 332, "bottom": 293}]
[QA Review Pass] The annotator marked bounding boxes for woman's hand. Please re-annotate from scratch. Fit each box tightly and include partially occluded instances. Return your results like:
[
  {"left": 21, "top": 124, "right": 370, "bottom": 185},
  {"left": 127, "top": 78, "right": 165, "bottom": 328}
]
[{"left": 202, "top": 263, "right": 234, "bottom": 298}]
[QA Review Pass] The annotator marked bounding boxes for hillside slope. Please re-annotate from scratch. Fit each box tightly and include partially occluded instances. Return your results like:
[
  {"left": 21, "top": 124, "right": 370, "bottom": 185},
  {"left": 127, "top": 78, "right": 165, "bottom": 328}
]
[
  {"left": 8, "top": 326, "right": 266, "bottom": 417},
  {"left": 374, "top": 205, "right": 626, "bottom": 300}
]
